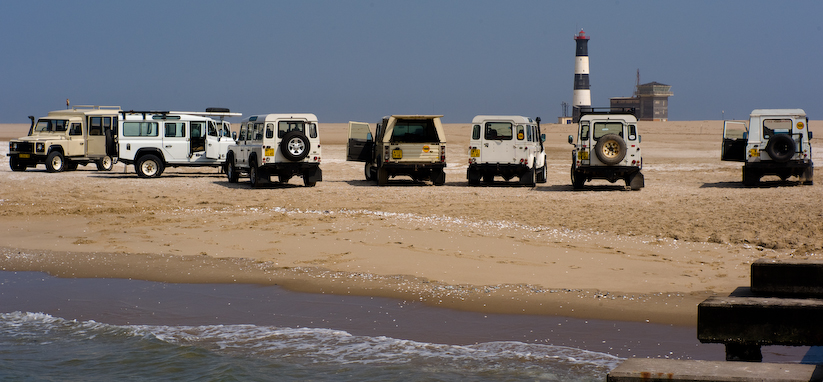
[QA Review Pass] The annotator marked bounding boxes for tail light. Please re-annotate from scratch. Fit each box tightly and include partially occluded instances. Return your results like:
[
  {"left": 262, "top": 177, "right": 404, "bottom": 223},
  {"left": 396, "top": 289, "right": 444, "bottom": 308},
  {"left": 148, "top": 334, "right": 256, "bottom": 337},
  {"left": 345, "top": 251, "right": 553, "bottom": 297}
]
[{"left": 440, "top": 146, "right": 446, "bottom": 162}]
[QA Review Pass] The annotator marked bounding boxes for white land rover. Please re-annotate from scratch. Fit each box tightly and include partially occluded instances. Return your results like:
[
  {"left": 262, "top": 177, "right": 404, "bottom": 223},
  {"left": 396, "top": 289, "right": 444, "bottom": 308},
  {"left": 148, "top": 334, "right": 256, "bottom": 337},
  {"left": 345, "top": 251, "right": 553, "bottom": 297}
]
[
  {"left": 467, "top": 115, "right": 547, "bottom": 186},
  {"left": 346, "top": 115, "right": 447, "bottom": 186},
  {"left": 567, "top": 107, "right": 644, "bottom": 190},
  {"left": 225, "top": 113, "right": 322, "bottom": 187},
  {"left": 117, "top": 108, "right": 240, "bottom": 178},
  {"left": 721, "top": 109, "right": 813, "bottom": 186},
  {"left": 8, "top": 105, "right": 120, "bottom": 172}
]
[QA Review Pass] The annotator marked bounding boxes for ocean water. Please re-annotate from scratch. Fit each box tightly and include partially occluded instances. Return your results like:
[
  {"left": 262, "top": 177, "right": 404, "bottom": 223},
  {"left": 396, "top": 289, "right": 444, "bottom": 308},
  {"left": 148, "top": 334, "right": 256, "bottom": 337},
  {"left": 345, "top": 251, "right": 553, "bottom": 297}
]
[{"left": 0, "top": 311, "right": 620, "bottom": 381}]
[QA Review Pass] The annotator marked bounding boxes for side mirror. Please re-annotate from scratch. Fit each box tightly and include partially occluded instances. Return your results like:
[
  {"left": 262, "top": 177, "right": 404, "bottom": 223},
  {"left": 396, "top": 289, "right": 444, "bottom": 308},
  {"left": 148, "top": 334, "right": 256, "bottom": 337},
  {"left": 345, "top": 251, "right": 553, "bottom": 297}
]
[
  {"left": 232, "top": 131, "right": 237, "bottom": 140},
  {"left": 809, "top": 131, "right": 813, "bottom": 140},
  {"left": 366, "top": 132, "right": 373, "bottom": 141},
  {"left": 541, "top": 133, "right": 546, "bottom": 142},
  {"left": 567, "top": 135, "right": 574, "bottom": 145}
]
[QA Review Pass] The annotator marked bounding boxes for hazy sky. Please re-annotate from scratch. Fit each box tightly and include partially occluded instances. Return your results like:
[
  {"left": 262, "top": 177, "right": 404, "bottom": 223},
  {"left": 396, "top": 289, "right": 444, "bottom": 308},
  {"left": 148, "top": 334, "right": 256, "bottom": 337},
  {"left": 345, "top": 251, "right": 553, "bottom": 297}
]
[{"left": 2, "top": 0, "right": 821, "bottom": 123}]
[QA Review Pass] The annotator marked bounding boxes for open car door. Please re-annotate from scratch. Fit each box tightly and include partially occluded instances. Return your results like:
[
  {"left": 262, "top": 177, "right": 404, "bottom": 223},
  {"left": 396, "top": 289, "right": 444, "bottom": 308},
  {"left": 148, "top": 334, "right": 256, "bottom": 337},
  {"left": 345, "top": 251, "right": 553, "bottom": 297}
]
[
  {"left": 721, "top": 121, "right": 748, "bottom": 162},
  {"left": 347, "top": 121, "right": 373, "bottom": 162}
]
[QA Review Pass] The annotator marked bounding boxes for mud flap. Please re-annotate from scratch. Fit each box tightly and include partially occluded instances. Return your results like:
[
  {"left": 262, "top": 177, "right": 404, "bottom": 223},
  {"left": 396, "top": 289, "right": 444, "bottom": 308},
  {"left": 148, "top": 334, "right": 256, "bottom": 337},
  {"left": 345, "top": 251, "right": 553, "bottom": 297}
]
[
  {"left": 627, "top": 171, "right": 644, "bottom": 190},
  {"left": 519, "top": 168, "right": 535, "bottom": 186},
  {"left": 802, "top": 166, "right": 814, "bottom": 185},
  {"left": 305, "top": 167, "right": 323, "bottom": 183}
]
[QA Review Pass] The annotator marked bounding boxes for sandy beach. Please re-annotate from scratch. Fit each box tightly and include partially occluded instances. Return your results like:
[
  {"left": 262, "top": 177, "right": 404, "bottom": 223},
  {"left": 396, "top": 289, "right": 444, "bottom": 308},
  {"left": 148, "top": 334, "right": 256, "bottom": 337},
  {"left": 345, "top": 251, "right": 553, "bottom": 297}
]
[{"left": 1, "top": 120, "right": 821, "bottom": 327}]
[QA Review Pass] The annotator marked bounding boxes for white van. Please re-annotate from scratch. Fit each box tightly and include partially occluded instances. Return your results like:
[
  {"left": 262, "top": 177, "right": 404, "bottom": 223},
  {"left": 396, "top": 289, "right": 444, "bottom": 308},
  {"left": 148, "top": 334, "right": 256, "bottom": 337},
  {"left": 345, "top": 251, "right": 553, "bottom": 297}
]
[
  {"left": 117, "top": 109, "right": 240, "bottom": 177},
  {"left": 467, "top": 115, "right": 546, "bottom": 186}
]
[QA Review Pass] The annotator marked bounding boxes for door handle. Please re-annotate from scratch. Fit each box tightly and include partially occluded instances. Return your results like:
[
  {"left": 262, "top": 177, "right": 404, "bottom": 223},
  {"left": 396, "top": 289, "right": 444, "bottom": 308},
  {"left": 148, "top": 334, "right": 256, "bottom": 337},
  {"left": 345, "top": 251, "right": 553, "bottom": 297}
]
[{"left": 165, "top": 145, "right": 172, "bottom": 148}]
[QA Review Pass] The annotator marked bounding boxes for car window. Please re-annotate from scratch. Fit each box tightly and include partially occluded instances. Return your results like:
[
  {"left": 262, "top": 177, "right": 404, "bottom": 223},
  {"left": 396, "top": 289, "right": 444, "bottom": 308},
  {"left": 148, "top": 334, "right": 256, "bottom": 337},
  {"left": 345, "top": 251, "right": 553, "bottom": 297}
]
[
  {"left": 278, "top": 121, "right": 306, "bottom": 138},
  {"left": 484, "top": 122, "right": 512, "bottom": 140},
  {"left": 391, "top": 119, "right": 439, "bottom": 143},
  {"left": 593, "top": 122, "right": 623, "bottom": 139},
  {"left": 517, "top": 125, "right": 525, "bottom": 140},
  {"left": 471, "top": 125, "right": 480, "bottom": 140},
  {"left": 239, "top": 124, "right": 247, "bottom": 141},
  {"left": 580, "top": 123, "right": 590, "bottom": 141},
  {"left": 164, "top": 122, "right": 185, "bottom": 137},
  {"left": 763, "top": 119, "right": 792, "bottom": 140},
  {"left": 124, "top": 122, "right": 158, "bottom": 137}
]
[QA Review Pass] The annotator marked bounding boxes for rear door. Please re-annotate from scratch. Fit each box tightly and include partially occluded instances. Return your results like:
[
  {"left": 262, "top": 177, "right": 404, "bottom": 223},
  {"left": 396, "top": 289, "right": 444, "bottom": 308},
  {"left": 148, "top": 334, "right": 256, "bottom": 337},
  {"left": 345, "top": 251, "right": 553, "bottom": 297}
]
[
  {"left": 721, "top": 121, "right": 748, "bottom": 162},
  {"left": 481, "top": 121, "right": 515, "bottom": 163},
  {"left": 347, "top": 121, "right": 373, "bottom": 162}
]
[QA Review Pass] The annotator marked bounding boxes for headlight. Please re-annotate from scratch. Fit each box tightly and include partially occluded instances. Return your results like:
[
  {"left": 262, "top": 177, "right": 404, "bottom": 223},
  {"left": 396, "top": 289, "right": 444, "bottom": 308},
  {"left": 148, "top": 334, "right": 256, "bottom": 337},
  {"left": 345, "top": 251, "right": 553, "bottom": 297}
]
[
  {"left": 9, "top": 142, "right": 15, "bottom": 151},
  {"left": 36, "top": 143, "right": 45, "bottom": 152}
]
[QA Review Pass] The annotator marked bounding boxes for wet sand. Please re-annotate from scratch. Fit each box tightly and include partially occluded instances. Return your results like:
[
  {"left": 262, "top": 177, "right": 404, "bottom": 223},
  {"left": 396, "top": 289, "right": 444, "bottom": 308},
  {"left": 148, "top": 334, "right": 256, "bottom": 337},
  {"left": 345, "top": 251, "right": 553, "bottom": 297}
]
[{"left": 1, "top": 120, "right": 822, "bottom": 330}]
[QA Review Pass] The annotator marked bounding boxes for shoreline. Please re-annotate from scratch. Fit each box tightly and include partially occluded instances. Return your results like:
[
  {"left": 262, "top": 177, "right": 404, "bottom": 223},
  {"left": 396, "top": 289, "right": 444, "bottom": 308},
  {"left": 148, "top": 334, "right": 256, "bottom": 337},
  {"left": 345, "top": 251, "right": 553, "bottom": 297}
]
[{"left": 1, "top": 245, "right": 715, "bottom": 326}]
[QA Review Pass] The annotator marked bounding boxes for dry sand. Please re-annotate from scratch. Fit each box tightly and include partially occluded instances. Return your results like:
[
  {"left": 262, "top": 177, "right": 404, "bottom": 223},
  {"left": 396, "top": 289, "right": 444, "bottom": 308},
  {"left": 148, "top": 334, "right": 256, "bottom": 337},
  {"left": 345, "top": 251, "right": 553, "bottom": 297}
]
[{"left": 1, "top": 120, "right": 821, "bottom": 326}]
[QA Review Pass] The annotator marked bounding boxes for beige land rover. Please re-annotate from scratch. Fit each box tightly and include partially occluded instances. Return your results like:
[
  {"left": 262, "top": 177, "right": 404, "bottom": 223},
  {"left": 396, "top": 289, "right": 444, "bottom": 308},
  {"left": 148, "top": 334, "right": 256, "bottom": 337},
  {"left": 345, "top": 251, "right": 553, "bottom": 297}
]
[{"left": 346, "top": 115, "right": 447, "bottom": 186}]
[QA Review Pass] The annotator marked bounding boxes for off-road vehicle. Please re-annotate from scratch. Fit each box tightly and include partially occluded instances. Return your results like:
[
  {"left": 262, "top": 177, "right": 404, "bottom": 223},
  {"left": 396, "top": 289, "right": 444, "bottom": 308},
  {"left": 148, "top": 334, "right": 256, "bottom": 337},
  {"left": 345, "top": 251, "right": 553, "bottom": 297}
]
[
  {"left": 8, "top": 105, "right": 120, "bottom": 172},
  {"left": 721, "top": 109, "right": 813, "bottom": 186},
  {"left": 118, "top": 108, "right": 240, "bottom": 178},
  {"left": 567, "top": 107, "right": 644, "bottom": 190},
  {"left": 226, "top": 113, "right": 322, "bottom": 187},
  {"left": 467, "top": 115, "right": 546, "bottom": 186},
  {"left": 346, "top": 115, "right": 447, "bottom": 186}
]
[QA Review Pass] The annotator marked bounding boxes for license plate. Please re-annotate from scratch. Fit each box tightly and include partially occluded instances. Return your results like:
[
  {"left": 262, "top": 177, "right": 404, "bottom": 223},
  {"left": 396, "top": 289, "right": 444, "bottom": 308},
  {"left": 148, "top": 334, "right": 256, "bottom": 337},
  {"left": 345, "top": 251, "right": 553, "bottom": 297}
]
[
  {"left": 19, "top": 153, "right": 30, "bottom": 159},
  {"left": 578, "top": 151, "right": 588, "bottom": 160},
  {"left": 391, "top": 149, "right": 403, "bottom": 159},
  {"left": 470, "top": 148, "right": 480, "bottom": 157},
  {"left": 265, "top": 148, "right": 275, "bottom": 156}
]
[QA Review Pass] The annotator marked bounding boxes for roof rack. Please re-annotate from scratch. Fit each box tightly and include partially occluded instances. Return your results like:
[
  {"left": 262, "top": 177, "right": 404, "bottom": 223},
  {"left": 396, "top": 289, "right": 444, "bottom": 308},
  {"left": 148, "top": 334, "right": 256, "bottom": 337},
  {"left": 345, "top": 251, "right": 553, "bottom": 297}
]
[
  {"left": 120, "top": 109, "right": 242, "bottom": 119},
  {"left": 572, "top": 106, "right": 636, "bottom": 122}
]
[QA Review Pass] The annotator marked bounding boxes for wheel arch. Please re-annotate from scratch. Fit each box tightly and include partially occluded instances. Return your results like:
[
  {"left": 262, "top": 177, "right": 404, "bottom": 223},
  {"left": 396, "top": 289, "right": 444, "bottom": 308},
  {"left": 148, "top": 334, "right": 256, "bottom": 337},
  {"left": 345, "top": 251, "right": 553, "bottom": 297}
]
[{"left": 135, "top": 148, "right": 166, "bottom": 164}]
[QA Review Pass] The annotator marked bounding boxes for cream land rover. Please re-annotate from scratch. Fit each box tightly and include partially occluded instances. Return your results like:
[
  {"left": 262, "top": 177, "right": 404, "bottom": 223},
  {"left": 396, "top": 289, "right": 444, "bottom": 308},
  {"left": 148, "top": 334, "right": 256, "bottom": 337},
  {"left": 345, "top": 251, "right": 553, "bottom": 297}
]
[
  {"left": 8, "top": 105, "right": 120, "bottom": 172},
  {"left": 346, "top": 115, "right": 447, "bottom": 186}
]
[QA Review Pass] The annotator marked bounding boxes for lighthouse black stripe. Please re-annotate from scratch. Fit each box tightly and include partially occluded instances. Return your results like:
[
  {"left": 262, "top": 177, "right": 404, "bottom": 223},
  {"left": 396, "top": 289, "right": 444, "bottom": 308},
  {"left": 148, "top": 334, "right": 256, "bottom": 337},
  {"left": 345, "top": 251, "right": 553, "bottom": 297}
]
[
  {"left": 574, "top": 74, "right": 590, "bottom": 89},
  {"left": 575, "top": 40, "right": 588, "bottom": 56}
]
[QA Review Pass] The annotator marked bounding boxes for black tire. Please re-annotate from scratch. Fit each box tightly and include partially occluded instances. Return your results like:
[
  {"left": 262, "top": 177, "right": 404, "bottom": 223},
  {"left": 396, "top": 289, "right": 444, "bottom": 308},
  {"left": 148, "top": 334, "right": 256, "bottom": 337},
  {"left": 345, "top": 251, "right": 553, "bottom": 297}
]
[
  {"left": 303, "top": 175, "right": 317, "bottom": 187},
  {"left": 249, "top": 160, "right": 261, "bottom": 187},
  {"left": 571, "top": 164, "right": 585, "bottom": 190},
  {"left": 364, "top": 163, "right": 375, "bottom": 181},
  {"left": 765, "top": 134, "right": 795, "bottom": 163},
  {"left": 377, "top": 167, "right": 389, "bottom": 186},
  {"left": 136, "top": 154, "right": 164, "bottom": 178},
  {"left": 520, "top": 167, "right": 536, "bottom": 187},
  {"left": 594, "top": 134, "right": 627, "bottom": 165},
  {"left": 627, "top": 171, "right": 644, "bottom": 190},
  {"left": 467, "top": 168, "right": 480, "bottom": 186},
  {"left": 536, "top": 163, "right": 547, "bottom": 184},
  {"left": 280, "top": 131, "right": 310, "bottom": 161},
  {"left": 45, "top": 151, "right": 65, "bottom": 172},
  {"left": 96, "top": 155, "right": 114, "bottom": 171},
  {"left": 742, "top": 167, "right": 759, "bottom": 187},
  {"left": 9, "top": 156, "right": 27, "bottom": 171},
  {"left": 226, "top": 156, "right": 239, "bottom": 183}
]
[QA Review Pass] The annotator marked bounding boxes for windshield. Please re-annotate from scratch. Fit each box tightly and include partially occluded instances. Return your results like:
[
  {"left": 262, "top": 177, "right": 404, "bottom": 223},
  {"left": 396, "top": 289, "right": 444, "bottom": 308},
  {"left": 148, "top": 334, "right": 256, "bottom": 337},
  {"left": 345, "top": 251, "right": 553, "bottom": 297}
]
[
  {"left": 391, "top": 119, "right": 439, "bottom": 143},
  {"left": 34, "top": 119, "right": 69, "bottom": 133}
]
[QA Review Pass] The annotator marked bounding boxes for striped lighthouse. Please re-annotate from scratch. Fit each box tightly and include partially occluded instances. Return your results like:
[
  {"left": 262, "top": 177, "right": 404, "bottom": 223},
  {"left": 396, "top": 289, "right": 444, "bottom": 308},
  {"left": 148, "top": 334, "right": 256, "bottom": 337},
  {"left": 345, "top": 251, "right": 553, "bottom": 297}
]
[{"left": 573, "top": 30, "right": 591, "bottom": 119}]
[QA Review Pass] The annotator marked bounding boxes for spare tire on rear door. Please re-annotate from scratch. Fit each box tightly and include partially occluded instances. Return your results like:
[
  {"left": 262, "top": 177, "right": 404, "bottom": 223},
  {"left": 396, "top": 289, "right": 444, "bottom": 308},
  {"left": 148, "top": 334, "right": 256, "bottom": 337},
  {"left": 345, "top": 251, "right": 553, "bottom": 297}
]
[
  {"left": 280, "top": 131, "right": 310, "bottom": 161},
  {"left": 765, "top": 134, "right": 796, "bottom": 163},
  {"left": 594, "top": 134, "right": 627, "bottom": 165}
]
